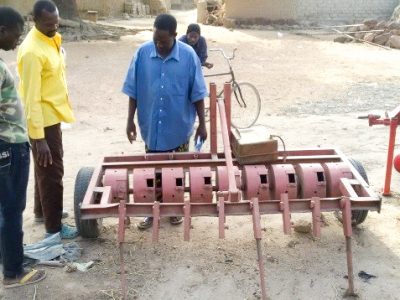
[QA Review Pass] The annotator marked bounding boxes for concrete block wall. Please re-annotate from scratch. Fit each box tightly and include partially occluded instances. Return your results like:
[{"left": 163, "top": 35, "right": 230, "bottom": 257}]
[{"left": 225, "top": 0, "right": 399, "bottom": 24}]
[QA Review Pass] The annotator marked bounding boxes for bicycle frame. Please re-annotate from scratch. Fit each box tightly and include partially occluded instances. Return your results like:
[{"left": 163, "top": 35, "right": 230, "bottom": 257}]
[{"left": 204, "top": 48, "right": 246, "bottom": 107}]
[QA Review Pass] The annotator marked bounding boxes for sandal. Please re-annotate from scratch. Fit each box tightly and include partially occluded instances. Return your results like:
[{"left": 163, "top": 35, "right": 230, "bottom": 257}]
[
  {"left": 60, "top": 224, "right": 78, "bottom": 239},
  {"left": 3, "top": 269, "right": 46, "bottom": 289},
  {"left": 137, "top": 217, "right": 153, "bottom": 230},
  {"left": 169, "top": 217, "right": 183, "bottom": 225}
]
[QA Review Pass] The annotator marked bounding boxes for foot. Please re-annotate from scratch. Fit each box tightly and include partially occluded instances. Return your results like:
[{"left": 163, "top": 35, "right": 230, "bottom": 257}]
[
  {"left": 45, "top": 224, "right": 78, "bottom": 239},
  {"left": 3, "top": 269, "right": 46, "bottom": 289},
  {"left": 35, "top": 210, "right": 69, "bottom": 223},
  {"left": 137, "top": 217, "right": 153, "bottom": 230},
  {"left": 169, "top": 217, "right": 183, "bottom": 225}
]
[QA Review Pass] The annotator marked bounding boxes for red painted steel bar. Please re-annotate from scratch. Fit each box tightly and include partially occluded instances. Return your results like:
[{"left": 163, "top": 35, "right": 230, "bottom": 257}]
[
  {"left": 224, "top": 82, "right": 231, "bottom": 133},
  {"left": 383, "top": 119, "right": 398, "bottom": 196},
  {"left": 251, "top": 198, "right": 267, "bottom": 300},
  {"left": 368, "top": 105, "right": 400, "bottom": 196},
  {"left": 218, "top": 197, "right": 225, "bottom": 239},
  {"left": 183, "top": 200, "right": 191, "bottom": 241},
  {"left": 217, "top": 84, "right": 239, "bottom": 201},
  {"left": 118, "top": 200, "right": 127, "bottom": 300},
  {"left": 210, "top": 83, "right": 218, "bottom": 155},
  {"left": 341, "top": 197, "right": 356, "bottom": 297},
  {"left": 311, "top": 197, "right": 321, "bottom": 238},
  {"left": 152, "top": 202, "right": 160, "bottom": 243}
]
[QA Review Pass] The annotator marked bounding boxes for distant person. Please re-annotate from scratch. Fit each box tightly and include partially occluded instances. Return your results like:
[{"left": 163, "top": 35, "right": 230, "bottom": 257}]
[
  {"left": 0, "top": 6, "right": 46, "bottom": 288},
  {"left": 17, "top": 0, "right": 77, "bottom": 239},
  {"left": 179, "top": 23, "right": 213, "bottom": 69},
  {"left": 123, "top": 14, "right": 208, "bottom": 230}
]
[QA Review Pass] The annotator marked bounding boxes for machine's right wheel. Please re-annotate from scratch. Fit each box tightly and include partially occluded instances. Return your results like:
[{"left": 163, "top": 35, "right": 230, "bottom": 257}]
[
  {"left": 74, "top": 167, "right": 101, "bottom": 238},
  {"left": 335, "top": 158, "right": 369, "bottom": 226}
]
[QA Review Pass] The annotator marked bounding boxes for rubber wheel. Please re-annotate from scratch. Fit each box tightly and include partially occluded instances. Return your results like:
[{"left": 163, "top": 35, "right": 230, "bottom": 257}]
[
  {"left": 336, "top": 158, "right": 369, "bottom": 225},
  {"left": 230, "top": 82, "right": 261, "bottom": 129},
  {"left": 348, "top": 158, "right": 369, "bottom": 225},
  {"left": 74, "top": 167, "right": 101, "bottom": 238}
]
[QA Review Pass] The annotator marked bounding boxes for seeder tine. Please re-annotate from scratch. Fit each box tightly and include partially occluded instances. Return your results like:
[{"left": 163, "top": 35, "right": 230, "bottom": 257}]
[
  {"left": 118, "top": 200, "right": 127, "bottom": 300},
  {"left": 250, "top": 198, "right": 267, "bottom": 300},
  {"left": 280, "top": 193, "right": 292, "bottom": 235},
  {"left": 341, "top": 197, "right": 356, "bottom": 297},
  {"left": 118, "top": 200, "right": 127, "bottom": 243},
  {"left": 152, "top": 201, "right": 160, "bottom": 243},
  {"left": 311, "top": 197, "right": 321, "bottom": 238},
  {"left": 183, "top": 200, "right": 191, "bottom": 241},
  {"left": 218, "top": 197, "right": 225, "bottom": 239}
]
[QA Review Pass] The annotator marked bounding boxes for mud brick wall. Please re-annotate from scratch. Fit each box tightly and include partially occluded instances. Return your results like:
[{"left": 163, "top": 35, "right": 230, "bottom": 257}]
[{"left": 225, "top": 0, "right": 399, "bottom": 24}]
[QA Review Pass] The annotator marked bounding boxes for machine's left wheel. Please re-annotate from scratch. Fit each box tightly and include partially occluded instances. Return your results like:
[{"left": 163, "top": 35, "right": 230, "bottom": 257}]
[
  {"left": 348, "top": 158, "right": 369, "bottom": 225},
  {"left": 74, "top": 167, "right": 101, "bottom": 238}
]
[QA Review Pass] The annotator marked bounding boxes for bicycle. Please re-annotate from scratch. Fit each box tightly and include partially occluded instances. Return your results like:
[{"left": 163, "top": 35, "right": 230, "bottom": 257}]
[{"left": 204, "top": 48, "right": 261, "bottom": 129}]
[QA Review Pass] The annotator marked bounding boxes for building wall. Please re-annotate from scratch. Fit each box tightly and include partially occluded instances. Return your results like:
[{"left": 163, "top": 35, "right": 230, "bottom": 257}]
[
  {"left": 0, "top": 0, "right": 126, "bottom": 17},
  {"left": 76, "top": 0, "right": 125, "bottom": 17},
  {"left": 225, "top": 0, "right": 399, "bottom": 24},
  {"left": 0, "top": 0, "right": 35, "bottom": 15}
]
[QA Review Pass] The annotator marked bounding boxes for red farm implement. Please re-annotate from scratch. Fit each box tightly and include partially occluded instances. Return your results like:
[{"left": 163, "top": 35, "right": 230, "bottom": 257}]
[{"left": 74, "top": 83, "right": 381, "bottom": 299}]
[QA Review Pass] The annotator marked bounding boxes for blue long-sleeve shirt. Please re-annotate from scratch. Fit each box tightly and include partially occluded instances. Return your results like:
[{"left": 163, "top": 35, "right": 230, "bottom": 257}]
[
  {"left": 122, "top": 40, "right": 207, "bottom": 151},
  {"left": 179, "top": 35, "right": 208, "bottom": 65}
]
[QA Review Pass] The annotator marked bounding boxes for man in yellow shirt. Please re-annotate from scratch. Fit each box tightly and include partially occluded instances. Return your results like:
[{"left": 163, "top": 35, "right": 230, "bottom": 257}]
[{"left": 17, "top": 0, "right": 77, "bottom": 239}]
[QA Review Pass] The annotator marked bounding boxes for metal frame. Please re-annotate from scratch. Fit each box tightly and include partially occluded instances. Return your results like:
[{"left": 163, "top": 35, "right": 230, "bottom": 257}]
[
  {"left": 368, "top": 105, "right": 400, "bottom": 196},
  {"left": 77, "top": 83, "right": 381, "bottom": 300}
]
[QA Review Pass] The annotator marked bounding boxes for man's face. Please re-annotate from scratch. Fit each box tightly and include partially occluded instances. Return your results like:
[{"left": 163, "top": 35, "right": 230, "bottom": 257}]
[
  {"left": 34, "top": 9, "right": 59, "bottom": 37},
  {"left": 0, "top": 24, "right": 23, "bottom": 51},
  {"left": 153, "top": 29, "right": 176, "bottom": 57},
  {"left": 187, "top": 31, "right": 200, "bottom": 46}
]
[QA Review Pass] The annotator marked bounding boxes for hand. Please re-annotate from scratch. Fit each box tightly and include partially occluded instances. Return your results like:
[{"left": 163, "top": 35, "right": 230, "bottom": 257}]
[
  {"left": 126, "top": 120, "right": 137, "bottom": 143},
  {"left": 194, "top": 123, "right": 207, "bottom": 143},
  {"left": 204, "top": 62, "right": 214, "bottom": 69},
  {"left": 33, "top": 139, "right": 52, "bottom": 167}
]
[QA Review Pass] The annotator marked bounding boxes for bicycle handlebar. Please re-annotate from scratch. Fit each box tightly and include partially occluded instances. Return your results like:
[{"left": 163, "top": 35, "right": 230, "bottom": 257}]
[{"left": 209, "top": 48, "right": 237, "bottom": 61}]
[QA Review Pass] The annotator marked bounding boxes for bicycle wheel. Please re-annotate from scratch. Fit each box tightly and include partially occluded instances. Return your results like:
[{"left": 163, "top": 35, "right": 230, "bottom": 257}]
[{"left": 230, "top": 82, "right": 261, "bottom": 129}]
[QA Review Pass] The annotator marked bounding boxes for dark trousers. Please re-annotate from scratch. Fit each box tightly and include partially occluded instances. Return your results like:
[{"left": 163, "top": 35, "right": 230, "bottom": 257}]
[
  {"left": 31, "top": 124, "right": 64, "bottom": 233},
  {"left": 0, "top": 140, "right": 30, "bottom": 278}
]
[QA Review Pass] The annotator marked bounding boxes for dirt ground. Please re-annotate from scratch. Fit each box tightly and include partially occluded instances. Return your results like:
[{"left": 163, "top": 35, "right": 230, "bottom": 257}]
[{"left": 1, "top": 9, "right": 400, "bottom": 300}]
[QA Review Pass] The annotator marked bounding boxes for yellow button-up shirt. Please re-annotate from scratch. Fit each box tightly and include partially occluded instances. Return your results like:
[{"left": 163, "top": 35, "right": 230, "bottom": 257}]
[{"left": 17, "top": 27, "right": 75, "bottom": 139}]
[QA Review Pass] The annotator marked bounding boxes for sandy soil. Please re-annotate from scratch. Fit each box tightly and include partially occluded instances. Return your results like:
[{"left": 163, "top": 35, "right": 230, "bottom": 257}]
[{"left": 1, "top": 10, "right": 400, "bottom": 300}]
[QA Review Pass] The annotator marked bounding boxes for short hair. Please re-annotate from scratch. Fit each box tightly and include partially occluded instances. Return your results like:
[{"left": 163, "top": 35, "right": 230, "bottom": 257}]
[
  {"left": 0, "top": 6, "right": 24, "bottom": 29},
  {"left": 154, "top": 14, "right": 177, "bottom": 35},
  {"left": 33, "top": 0, "right": 57, "bottom": 19},
  {"left": 186, "top": 24, "right": 201, "bottom": 35}
]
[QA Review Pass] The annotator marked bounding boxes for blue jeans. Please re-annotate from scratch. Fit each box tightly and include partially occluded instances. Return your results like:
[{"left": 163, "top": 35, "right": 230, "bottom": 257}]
[{"left": 0, "top": 140, "right": 30, "bottom": 278}]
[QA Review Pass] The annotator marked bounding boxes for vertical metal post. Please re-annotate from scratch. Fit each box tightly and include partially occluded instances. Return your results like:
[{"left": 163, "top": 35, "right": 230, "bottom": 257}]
[
  {"left": 118, "top": 200, "right": 127, "bottom": 300},
  {"left": 224, "top": 83, "right": 232, "bottom": 133},
  {"left": 217, "top": 84, "right": 239, "bottom": 201},
  {"left": 183, "top": 200, "right": 191, "bottom": 241},
  {"left": 210, "top": 83, "right": 218, "bottom": 155},
  {"left": 218, "top": 196, "right": 225, "bottom": 239},
  {"left": 251, "top": 198, "right": 267, "bottom": 300},
  {"left": 383, "top": 118, "right": 398, "bottom": 196},
  {"left": 152, "top": 201, "right": 160, "bottom": 243},
  {"left": 341, "top": 197, "right": 356, "bottom": 297}
]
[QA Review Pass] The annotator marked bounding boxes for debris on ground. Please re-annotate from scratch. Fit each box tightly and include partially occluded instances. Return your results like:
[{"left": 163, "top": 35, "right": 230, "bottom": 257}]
[
  {"left": 333, "top": 19, "right": 400, "bottom": 49},
  {"left": 358, "top": 271, "right": 377, "bottom": 282},
  {"left": 197, "top": 0, "right": 225, "bottom": 26},
  {"left": 23, "top": 18, "right": 139, "bottom": 42},
  {"left": 293, "top": 220, "right": 312, "bottom": 234},
  {"left": 287, "top": 240, "right": 300, "bottom": 248}
]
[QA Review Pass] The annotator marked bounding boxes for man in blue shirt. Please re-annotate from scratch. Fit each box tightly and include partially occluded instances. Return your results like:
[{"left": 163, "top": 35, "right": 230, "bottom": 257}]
[
  {"left": 122, "top": 14, "right": 208, "bottom": 230},
  {"left": 179, "top": 23, "right": 213, "bottom": 69}
]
